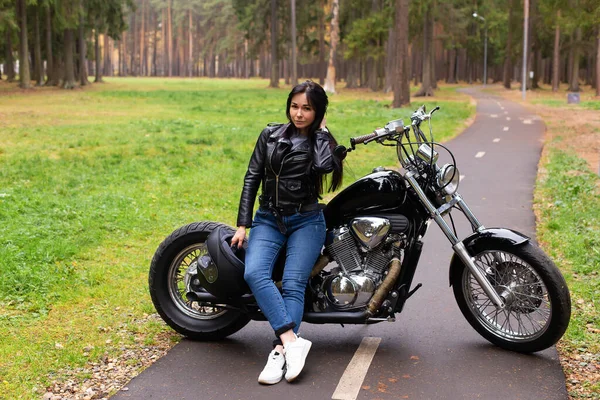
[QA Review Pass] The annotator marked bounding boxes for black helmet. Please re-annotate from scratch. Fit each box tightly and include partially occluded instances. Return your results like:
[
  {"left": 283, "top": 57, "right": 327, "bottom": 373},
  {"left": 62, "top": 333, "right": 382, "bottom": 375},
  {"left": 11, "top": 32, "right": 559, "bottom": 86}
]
[{"left": 198, "top": 225, "right": 249, "bottom": 298}]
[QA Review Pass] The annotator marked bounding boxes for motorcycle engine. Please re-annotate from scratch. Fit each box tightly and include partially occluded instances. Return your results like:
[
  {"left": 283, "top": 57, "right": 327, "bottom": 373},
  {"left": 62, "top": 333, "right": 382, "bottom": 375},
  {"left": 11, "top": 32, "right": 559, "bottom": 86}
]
[{"left": 320, "top": 217, "right": 405, "bottom": 310}]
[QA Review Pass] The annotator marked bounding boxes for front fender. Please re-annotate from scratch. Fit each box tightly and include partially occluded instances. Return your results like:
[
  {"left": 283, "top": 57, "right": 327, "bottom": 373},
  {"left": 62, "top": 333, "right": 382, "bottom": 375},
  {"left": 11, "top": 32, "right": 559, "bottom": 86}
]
[{"left": 448, "top": 228, "right": 530, "bottom": 287}]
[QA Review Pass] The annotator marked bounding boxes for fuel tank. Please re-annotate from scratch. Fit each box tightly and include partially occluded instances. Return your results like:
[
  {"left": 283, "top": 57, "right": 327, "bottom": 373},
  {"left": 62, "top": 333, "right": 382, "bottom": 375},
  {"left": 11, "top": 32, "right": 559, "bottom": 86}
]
[{"left": 324, "top": 169, "right": 408, "bottom": 228}]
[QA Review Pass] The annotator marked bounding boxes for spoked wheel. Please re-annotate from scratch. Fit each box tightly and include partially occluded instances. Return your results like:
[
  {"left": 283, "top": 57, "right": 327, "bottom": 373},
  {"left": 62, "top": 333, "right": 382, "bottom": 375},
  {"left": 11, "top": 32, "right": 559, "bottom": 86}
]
[
  {"left": 167, "top": 242, "right": 227, "bottom": 320},
  {"left": 149, "top": 222, "right": 250, "bottom": 340},
  {"left": 452, "top": 241, "right": 571, "bottom": 353}
]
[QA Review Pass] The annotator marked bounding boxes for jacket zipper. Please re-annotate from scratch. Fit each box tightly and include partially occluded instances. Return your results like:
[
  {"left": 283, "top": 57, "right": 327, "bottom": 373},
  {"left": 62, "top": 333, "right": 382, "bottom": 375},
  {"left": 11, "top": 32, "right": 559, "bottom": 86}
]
[
  {"left": 269, "top": 141, "right": 305, "bottom": 207},
  {"left": 273, "top": 152, "right": 297, "bottom": 207}
]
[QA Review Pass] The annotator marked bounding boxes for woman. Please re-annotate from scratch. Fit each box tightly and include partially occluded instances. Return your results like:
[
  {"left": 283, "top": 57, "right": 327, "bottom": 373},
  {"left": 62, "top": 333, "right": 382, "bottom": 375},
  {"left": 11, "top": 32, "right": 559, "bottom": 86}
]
[{"left": 230, "top": 80, "right": 342, "bottom": 384}]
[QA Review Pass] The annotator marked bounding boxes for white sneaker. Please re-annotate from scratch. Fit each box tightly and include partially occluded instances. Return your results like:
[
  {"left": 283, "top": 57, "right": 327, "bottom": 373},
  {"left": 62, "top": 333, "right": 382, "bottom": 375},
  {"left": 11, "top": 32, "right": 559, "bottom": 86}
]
[
  {"left": 258, "top": 350, "right": 286, "bottom": 385},
  {"left": 284, "top": 336, "right": 312, "bottom": 382}
]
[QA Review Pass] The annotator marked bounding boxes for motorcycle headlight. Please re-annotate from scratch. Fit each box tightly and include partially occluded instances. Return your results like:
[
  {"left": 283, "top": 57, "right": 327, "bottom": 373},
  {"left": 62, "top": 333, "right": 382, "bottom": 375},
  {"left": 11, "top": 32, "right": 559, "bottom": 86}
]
[{"left": 437, "top": 164, "right": 460, "bottom": 195}]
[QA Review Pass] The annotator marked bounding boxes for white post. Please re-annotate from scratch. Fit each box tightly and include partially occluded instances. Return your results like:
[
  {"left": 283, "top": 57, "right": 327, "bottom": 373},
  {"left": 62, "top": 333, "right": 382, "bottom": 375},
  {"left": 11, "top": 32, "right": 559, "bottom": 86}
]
[{"left": 472, "top": 12, "right": 487, "bottom": 86}]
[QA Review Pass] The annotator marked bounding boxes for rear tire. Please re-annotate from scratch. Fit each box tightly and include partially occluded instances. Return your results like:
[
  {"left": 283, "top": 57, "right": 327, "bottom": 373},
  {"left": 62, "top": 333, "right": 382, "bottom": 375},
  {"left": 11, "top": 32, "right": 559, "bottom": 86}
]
[
  {"left": 149, "top": 222, "right": 250, "bottom": 340},
  {"left": 452, "top": 240, "right": 571, "bottom": 353}
]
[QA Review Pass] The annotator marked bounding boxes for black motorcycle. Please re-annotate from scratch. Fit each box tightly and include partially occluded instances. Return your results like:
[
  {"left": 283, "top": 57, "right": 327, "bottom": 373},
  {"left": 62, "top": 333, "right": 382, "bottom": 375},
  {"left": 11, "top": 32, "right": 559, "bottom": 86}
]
[{"left": 149, "top": 105, "right": 571, "bottom": 353}]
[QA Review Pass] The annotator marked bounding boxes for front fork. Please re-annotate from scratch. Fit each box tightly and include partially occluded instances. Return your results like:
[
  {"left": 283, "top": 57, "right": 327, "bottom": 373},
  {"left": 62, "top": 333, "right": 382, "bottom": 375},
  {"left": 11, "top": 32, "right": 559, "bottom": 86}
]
[{"left": 404, "top": 171, "right": 505, "bottom": 308}]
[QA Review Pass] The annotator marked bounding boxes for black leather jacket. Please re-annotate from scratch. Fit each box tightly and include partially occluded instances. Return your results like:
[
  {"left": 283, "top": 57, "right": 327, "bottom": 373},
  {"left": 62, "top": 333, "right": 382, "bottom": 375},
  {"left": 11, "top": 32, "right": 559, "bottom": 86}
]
[{"left": 237, "top": 123, "right": 334, "bottom": 227}]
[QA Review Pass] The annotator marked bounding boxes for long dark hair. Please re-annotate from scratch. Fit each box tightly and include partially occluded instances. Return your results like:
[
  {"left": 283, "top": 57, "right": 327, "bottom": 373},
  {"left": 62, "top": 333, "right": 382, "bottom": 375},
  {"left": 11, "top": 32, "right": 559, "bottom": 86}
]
[{"left": 285, "top": 80, "right": 343, "bottom": 193}]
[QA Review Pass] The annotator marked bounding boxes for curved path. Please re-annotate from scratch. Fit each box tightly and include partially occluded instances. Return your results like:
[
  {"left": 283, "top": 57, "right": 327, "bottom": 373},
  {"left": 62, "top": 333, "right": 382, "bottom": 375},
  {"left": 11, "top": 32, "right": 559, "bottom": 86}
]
[{"left": 112, "top": 88, "right": 567, "bottom": 399}]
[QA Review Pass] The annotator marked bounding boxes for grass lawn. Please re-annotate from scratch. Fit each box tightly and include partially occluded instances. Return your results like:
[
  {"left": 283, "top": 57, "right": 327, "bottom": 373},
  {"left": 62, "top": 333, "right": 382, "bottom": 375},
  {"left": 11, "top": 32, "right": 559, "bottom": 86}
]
[{"left": 0, "top": 78, "right": 474, "bottom": 399}]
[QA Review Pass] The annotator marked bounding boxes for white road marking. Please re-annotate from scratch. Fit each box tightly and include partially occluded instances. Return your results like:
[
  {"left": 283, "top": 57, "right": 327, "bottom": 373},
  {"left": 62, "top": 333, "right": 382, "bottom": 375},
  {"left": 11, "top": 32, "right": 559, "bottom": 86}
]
[
  {"left": 490, "top": 114, "right": 498, "bottom": 118},
  {"left": 503, "top": 127, "right": 509, "bottom": 131},
  {"left": 493, "top": 138, "right": 501, "bottom": 143},
  {"left": 506, "top": 117, "right": 511, "bottom": 121},
  {"left": 523, "top": 119, "right": 532, "bottom": 124},
  {"left": 332, "top": 337, "right": 381, "bottom": 400},
  {"left": 460, "top": 175, "right": 465, "bottom": 181},
  {"left": 475, "top": 151, "right": 486, "bottom": 158}
]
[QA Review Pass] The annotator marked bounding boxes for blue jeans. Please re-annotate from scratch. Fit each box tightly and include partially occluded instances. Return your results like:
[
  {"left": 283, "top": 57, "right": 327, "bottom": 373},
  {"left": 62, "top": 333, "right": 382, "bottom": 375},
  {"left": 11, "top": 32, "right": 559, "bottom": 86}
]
[{"left": 244, "top": 207, "right": 326, "bottom": 337}]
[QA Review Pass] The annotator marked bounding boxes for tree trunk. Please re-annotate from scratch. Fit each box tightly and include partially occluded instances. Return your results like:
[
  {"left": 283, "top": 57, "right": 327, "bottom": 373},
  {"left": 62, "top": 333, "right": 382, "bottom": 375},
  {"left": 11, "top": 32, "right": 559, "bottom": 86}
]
[
  {"left": 503, "top": 0, "right": 514, "bottom": 89},
  {"left": 17, "top": 0, "right": 32, "bottom": 88},
  {"left": 153, "top": 12, "right": 159, "bottom": 76},
  {"left": 392, "top": 0, "right": 410, "bottom": 107},
  {"left": 525, "top": 0, "right": 535, "bottom": 90},
  {"left": 551, "top": 10, "right": 561, "bottom": 91},
  {"left": 318, "top": 1, "right": 326, "bottom": 85},
  {"left": 346, "top": 60, "right": 359, "bottom": 88},
  {"left": 130, "top": 11, "right": 137, "bottom": 75},
  {"left": 104, "top": 35, "right": 112, "bottom": 76},
  {"left": 79, "top": 0, "right": 89, "bottom": 85},
  {"left": 139, "top": 0, "right": 145, "bottom": 76},
  {"left": 412, "top": 41, "right": 421, "bottom": 85},
  {"left": 596, "top": 24, "right": 600, "bottom": 97},
  {"left": 532, "top": 48, "right": 540, "bottom": 89},
  {"left": 94, "top": 29, "right": 103, "bottom": 82},
  {"left": 63, "top": 29, "right": 76, "bottom": 89},
  {"left": 244, "top": 39, "right": 249, "bottom": 78},
  {"left": 188, "top": 9, "right": 193, "bottom": 77},
  {"left": 117, "top": 39, "right": 122, "bottom": 76},
  {"left": 161, "top": 8, "right": 166, "bottom": 76},
  {"left": 323, "top": 0, "right": 339, "bottom": 94},
  {"left": 415, "top": 5, "right": 434, "bottom": 97},
  {"left": 566, "top": 34, "right": 573, "bottom": 85},
  {"left": 33, "top": 5, "right": 44, "bottom": 85},
  {"left": 123, "top": 30, "right": 129, "bottom": 76},
  {"left": 447, "top": 48, "right": 457, "bottom": 84},
  {"left": 431, "top": 3, "right": 437, "bottom": 90},
  {"left": 585, "top": 50, "right": 593, "bottom": 86},
  {"left": 290, "top": 0, "right": 297, "bottom": 85},
  {"left": 5, "top": 29, "right": 16, "bottom": 82},
  {"left": 167, "top": 0, "right": 173, "bottom": 76},
  {"left": 177, "top": 23, "right": 184, "bottom": 76},
  {"left": 269, "top": 0, "right": 279, "bottom": 87},
  {"left": 568, "top": 26, "right": 582, "bottom": 91},
  {"left": 384, "top": 25, "right": 395, "bottom": 92}
]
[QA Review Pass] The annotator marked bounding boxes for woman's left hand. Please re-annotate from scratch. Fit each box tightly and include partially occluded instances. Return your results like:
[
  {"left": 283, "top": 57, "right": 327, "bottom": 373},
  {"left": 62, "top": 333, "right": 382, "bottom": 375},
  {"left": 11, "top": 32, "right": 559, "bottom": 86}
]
[
  {"left": 231, "top": 226, "right": 246, "bottom": 249},
  {"left": 320, "top": 117, "right": 327, "bottom": 130}
]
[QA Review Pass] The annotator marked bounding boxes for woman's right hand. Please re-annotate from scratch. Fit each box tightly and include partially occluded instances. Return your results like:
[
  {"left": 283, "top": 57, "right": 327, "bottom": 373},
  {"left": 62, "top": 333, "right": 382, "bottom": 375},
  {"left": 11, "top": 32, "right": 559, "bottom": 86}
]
[{"left": 231, "top": 226, "right": 246, "bottom": 249}]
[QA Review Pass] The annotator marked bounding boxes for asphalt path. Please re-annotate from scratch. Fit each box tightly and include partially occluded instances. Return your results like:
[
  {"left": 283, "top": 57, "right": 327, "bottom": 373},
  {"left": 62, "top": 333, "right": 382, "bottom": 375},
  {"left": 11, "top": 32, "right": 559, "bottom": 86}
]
[{"left": 112, "top": 88, "right": 568, "bottom": 400}]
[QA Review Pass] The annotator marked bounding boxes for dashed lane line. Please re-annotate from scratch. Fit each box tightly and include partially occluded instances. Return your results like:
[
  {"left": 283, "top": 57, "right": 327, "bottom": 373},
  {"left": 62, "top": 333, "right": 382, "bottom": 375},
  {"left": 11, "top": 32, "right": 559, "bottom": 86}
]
[
  {"left": 503, "top": 127, "right": 509, "bottom": 131},
  {"left": 475, "top": 151, "right": 486, "bottom": 158},
  {"left": 331, "top": 337, "right": 381, "bottom": 400},
  {"left": 493, "top": 138, "right": 501, "bottom": 143}
]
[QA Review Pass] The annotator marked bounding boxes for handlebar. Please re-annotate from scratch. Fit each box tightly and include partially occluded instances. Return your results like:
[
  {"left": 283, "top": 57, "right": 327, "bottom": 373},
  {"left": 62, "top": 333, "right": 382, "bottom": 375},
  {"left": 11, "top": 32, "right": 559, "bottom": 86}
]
[
  {"left": 350, "top": 132, "right": 378, "bottom": 148},
  {"left": 411, "top": 106, "right": 440, "bottom": 126},
  {"left": 347, "top": 106, "right": 440, "bottom": 151}
]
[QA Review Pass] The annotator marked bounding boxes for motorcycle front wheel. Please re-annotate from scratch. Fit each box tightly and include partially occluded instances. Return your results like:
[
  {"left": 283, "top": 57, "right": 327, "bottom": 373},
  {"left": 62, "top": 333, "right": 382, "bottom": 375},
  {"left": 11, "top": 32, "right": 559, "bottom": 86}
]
[
  {"left": 452, "top": 240, "right": 571, "bottom": 353},
  {"left": 149, "top": 222, "right": 250, "bottom": 340}
]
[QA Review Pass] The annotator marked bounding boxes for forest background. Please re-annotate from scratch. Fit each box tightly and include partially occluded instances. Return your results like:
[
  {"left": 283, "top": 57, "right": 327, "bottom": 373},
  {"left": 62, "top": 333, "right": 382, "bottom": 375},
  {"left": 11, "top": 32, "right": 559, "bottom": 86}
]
[
  {"left": 1, "top": 0, "right": 600, "bottom": 101},
  {"left": 1, "top": 0, "right": 600, "bottom": 399}
]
